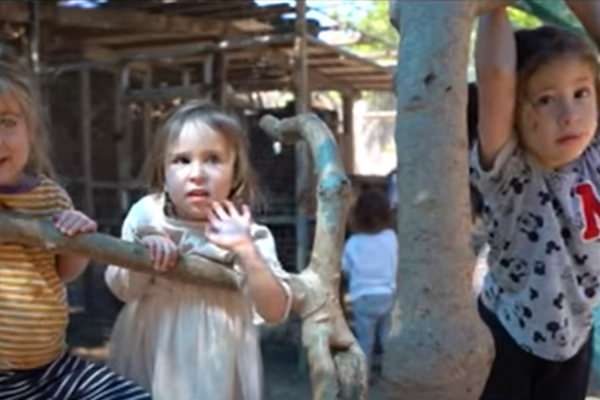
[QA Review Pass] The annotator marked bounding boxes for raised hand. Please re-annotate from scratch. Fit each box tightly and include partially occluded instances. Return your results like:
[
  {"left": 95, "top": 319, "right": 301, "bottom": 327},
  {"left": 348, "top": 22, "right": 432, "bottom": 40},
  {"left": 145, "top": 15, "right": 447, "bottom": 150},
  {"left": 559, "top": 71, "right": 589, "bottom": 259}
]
[{"left": 205, "top": 200, "right": 254, "bottom": 254}]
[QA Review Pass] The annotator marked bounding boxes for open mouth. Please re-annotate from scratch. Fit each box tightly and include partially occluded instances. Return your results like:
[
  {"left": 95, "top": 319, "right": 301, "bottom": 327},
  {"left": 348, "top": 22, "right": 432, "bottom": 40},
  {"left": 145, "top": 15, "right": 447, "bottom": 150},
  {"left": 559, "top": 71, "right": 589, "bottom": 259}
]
[
  {"left": 556, "top": 135, "right": 580, "bottom": 144},
  {"left": 0, "top": 156, "right": 8, "bottom": 166},
  {"left": 187, "top": 189, "right": 210, "bottom": 199}
]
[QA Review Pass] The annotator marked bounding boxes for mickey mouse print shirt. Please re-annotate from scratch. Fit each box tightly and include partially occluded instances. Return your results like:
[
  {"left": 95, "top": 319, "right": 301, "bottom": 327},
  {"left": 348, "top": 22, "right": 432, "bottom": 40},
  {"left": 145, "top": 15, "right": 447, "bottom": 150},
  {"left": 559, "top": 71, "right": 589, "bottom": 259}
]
[{"left": 470, "top": 134, "right": 600, "bottom": 361}]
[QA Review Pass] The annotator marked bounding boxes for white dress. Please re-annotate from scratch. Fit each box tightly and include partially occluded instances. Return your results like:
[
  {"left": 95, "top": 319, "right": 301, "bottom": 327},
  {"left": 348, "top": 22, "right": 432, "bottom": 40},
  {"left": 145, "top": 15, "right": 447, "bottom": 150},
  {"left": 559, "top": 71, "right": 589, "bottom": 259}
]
[{"left": 105, "top": 194, "right": 291, "bottom": 400}]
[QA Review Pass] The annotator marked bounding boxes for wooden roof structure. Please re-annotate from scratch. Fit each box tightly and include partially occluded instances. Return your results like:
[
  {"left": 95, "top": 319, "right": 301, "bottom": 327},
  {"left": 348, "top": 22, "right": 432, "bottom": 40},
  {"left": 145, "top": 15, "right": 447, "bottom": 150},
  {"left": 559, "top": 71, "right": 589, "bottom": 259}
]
[{"left": 0, "top": 0, "right": 393, "bottom": 93}]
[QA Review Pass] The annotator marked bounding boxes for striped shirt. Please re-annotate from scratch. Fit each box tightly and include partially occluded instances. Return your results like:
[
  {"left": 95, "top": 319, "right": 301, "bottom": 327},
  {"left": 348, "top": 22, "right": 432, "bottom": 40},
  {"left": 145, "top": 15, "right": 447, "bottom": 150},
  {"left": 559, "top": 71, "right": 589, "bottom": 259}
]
[{"left": 0, "top": 175, "right": 72, "bottom": 370}]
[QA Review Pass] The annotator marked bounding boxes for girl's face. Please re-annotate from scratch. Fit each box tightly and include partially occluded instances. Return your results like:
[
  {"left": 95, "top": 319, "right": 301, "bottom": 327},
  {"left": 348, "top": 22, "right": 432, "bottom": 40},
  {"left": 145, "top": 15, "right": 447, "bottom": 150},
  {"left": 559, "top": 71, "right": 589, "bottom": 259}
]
[
  {"left": 0, "top": 94, "right": 30, "bottom": 186},
  {"left": 164, "top": 119, "right": 236, "bottom": 221},
  {"left": 517, "top": 57, "right": 598, "bottom": 170}
]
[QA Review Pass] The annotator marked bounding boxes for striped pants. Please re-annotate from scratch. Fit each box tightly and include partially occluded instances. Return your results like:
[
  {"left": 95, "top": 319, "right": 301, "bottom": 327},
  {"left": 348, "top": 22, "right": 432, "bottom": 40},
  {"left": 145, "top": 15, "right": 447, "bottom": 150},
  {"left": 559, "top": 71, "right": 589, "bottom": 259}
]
[{"left": 0, "top": 353, "right": 151, "bottom": 400}]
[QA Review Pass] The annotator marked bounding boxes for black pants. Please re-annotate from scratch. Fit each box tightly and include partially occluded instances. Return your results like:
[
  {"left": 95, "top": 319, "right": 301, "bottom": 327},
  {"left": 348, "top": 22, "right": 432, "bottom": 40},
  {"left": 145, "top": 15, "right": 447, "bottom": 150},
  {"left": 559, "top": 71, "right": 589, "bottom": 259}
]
[{"left": 478, "top": 299, "right": 592, "bottom": 400}]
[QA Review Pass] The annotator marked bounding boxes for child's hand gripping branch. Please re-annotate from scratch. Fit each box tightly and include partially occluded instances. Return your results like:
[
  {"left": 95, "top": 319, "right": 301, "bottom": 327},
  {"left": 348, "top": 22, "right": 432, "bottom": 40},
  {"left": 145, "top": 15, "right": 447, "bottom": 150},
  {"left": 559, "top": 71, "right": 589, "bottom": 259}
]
[
  {"left": 139, "top": 234, "right": 179, "bottom": 273},
  {"left": 53, "top": 209, "right": 97, "bottom": 283}
]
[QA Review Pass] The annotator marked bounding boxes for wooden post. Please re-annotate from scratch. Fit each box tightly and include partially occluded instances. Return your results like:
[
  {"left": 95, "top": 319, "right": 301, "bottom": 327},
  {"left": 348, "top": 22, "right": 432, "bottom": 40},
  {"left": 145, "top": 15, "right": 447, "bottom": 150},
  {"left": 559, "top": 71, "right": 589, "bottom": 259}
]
[
  {"left": 80, "top": 65, "right": 95, "bottom": 315},
  {"left": 213, "top": 53, "right": 228, "bottom": 107},
  {"left": 143, "top": 69, "right": 153, "bottom": 154},
  {"left": 203, "top": 55, "right": 214, "bottom": 99},
  {"left": 182, "top": 69, "right": 192, "bottom": 86},
  {"left": 80, "top": 67, "right": 94, "bottom": 217},
  {"left": 115, "top": 65, "right": 132, "bottom": 214},
  {"left": 294, "top": 0, "right": 310, "bottom": 273},
  {"left": 27, "top": 0, "right": 40, "bottom": 74},
  {"left": 341, "top": 93, "right": 355, "bottom": 175}
]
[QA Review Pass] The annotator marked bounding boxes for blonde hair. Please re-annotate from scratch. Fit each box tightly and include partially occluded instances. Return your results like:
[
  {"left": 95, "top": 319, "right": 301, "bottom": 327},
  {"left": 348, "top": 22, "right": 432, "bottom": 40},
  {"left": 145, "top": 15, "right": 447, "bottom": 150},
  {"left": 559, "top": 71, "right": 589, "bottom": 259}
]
[
  {"left": 143, "top": 100, "right": 258, "bottom": 206},
  {"left": 0, "top": 45, "right": 54, "bottom": 178}
]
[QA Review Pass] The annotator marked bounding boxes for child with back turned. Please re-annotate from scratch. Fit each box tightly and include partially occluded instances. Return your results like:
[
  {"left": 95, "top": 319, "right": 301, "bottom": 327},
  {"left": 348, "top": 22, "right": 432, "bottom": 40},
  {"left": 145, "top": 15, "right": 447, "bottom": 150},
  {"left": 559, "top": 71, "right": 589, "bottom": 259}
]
[
  {"left": 105, "top": 100, "right": 291, "bottom": 400},
  {"left": 0, "top": 46, "right": 150, "bottom": 399},
  {"left": 342, "top": 188, "right": 398, "bottom": 382},
  {"left": 473, "top": 3, "right": 600, "bottom": 399}
]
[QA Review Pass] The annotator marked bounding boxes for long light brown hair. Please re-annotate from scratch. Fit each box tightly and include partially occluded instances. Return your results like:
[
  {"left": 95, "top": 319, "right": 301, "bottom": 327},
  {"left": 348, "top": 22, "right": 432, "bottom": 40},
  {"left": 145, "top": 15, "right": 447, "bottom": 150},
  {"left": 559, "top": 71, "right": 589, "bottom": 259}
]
[
  {"left": 143, "top": 100, "right": 258, "bottom": 206},
  {"left": 0, "top": 45, "right": 54, "bottom": 178}
]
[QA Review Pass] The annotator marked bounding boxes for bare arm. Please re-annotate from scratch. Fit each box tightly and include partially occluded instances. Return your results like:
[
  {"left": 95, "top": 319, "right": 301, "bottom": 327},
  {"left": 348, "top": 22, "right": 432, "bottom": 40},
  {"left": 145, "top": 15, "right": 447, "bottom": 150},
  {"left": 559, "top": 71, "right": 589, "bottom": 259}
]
[
  {"left": 237, "top": 244, "right": 289, "bottom": 324},
  {"left": 476, "top": 8, "right": 516, "bottom": 169},
  {"left": 56, "top": 255, "right": 89, "bottom": 283},
  {"left": 565, "top": 1, "right": 600, "bottom": 49}
]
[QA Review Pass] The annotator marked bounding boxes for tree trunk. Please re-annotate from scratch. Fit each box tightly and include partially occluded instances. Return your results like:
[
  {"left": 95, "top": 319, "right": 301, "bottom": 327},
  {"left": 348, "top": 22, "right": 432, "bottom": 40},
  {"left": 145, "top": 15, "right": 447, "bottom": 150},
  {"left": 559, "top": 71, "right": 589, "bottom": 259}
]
[
  {"left": 0, "top": 113, "right": 364, "bottom": 400},
  {"left": 385, "top": 2, "right": 506, "bottom": 400}
]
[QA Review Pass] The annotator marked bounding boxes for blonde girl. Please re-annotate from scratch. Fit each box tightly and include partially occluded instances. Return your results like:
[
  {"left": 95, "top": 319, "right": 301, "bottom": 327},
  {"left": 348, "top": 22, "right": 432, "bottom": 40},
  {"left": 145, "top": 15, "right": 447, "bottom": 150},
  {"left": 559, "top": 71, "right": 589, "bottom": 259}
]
[
  {"left": 0, "top": 46, "right": 150, "bottom": 399},
  {"left": 105, "top": 100, "right": 291, "bottom": 400}
]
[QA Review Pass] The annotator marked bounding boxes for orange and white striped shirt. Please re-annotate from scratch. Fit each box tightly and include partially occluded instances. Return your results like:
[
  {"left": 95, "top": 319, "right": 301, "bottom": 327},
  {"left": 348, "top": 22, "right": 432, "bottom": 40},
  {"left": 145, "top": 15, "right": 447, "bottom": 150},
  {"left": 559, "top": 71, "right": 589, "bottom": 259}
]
[{"left": 0, "top": 175, "right": 72, "bottom": 370}]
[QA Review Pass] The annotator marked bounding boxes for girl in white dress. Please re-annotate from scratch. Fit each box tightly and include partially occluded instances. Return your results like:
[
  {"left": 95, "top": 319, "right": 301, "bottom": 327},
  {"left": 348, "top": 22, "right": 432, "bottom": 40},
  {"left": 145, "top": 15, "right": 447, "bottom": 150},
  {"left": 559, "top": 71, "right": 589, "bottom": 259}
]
[{"left": 105, "top": 101, "right": 292, "bottom": 400}]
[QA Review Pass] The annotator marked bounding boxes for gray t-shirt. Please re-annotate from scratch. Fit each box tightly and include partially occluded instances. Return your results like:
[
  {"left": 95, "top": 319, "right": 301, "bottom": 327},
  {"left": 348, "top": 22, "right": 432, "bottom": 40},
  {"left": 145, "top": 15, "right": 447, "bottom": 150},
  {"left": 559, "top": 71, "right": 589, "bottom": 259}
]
[{"left": 470, "top": 135, "right": 600, "bottom": 361}]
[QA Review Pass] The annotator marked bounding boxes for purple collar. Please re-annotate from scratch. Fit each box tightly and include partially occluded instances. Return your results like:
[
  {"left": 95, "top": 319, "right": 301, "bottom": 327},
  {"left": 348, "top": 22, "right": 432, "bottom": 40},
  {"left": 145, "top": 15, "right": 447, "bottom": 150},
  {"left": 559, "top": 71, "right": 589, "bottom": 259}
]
[{"left": 0, "top": 174, "right": 41, "bottom": 194}]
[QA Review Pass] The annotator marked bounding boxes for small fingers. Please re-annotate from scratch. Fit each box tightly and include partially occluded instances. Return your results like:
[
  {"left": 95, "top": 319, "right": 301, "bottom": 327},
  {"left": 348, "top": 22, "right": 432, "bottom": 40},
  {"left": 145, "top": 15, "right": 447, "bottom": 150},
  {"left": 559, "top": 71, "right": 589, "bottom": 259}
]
[
  {"left": 211, "top": 201, "right": 229, "bottom": 220},
  {"left": 223, "top": 200, "right": 240, "bottom": 217},
  {"left": 163, "top": 243, "right": 179, "bottom": 271},
  {"left": 143, "top": 237, "right": 178, "bottom": 272},
  {"left": 54, "top": 211, "right": 96, "bottom": 236},
  {"left": 240, "top": 204, "right": 252, "bottom": 222}
]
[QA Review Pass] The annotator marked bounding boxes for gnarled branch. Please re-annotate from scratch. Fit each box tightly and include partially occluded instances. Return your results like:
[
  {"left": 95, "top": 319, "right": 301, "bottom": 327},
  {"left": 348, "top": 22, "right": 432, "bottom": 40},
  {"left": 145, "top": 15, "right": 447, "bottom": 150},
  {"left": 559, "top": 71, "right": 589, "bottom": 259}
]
[{"left": 261, "top": 114, "right": 365, "bottom": 400}]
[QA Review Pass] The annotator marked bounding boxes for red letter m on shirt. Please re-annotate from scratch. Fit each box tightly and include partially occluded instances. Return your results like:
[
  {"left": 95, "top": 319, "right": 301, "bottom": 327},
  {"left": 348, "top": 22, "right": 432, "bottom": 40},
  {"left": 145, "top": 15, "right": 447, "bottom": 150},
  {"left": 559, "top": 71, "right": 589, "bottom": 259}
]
[{"left": 574, "top": 182, "right": 600, "bottom": 242}]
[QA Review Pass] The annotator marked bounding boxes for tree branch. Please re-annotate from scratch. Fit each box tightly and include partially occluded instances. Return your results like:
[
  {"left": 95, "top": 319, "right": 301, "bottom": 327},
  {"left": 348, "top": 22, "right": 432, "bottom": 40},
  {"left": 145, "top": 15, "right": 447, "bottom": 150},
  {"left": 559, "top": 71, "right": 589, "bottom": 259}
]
[
  {"left": 261, "top": 114, "right": 364, "bottom": 400},
  {"left": 0, "top": 211, "right": 243, "bottom": 290}
]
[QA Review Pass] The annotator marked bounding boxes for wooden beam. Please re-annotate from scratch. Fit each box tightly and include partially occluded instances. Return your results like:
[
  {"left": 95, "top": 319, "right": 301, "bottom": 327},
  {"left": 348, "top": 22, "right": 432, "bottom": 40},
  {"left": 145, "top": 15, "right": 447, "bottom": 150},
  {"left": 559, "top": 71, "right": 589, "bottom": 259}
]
[
  {"left": 84, "top": 32, "right": 213, "bottom": 47},
  {"left": 119, "top": 33, "right": 296, "bottom": 62},
  {"left": 0, "top": 2, "right": 227, "bottom": 35},
  {"left": 336, "top": 75, "right": 391, "bottom": 82},
  {"left": 193, "top": 4, "right": 294, "bottom": 21},
  {"left": 307, "top": 36, "right": 391, "bottom": 73},
  {"left": 318, "top": 66, "right": 376, "bottom": 74},
  {"left": 143, "top": 1, "right": 252, "bottom": 15},
  {"left": 142, "top": 70, "right": 153, "bottom": 155},
  {"left": 341, "top": 93, "right": 356, "bottom": 175},
  {"left": 126, "top": 84, "right": 204, "bottom": 103}
]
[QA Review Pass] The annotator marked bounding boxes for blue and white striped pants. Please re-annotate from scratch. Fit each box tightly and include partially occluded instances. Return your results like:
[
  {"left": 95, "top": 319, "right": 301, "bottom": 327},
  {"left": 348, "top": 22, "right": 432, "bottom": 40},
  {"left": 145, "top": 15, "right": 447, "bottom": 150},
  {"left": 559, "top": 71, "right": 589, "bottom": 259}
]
[{"left": 0, "top": 353, "right": 151, "bottom": 400}]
